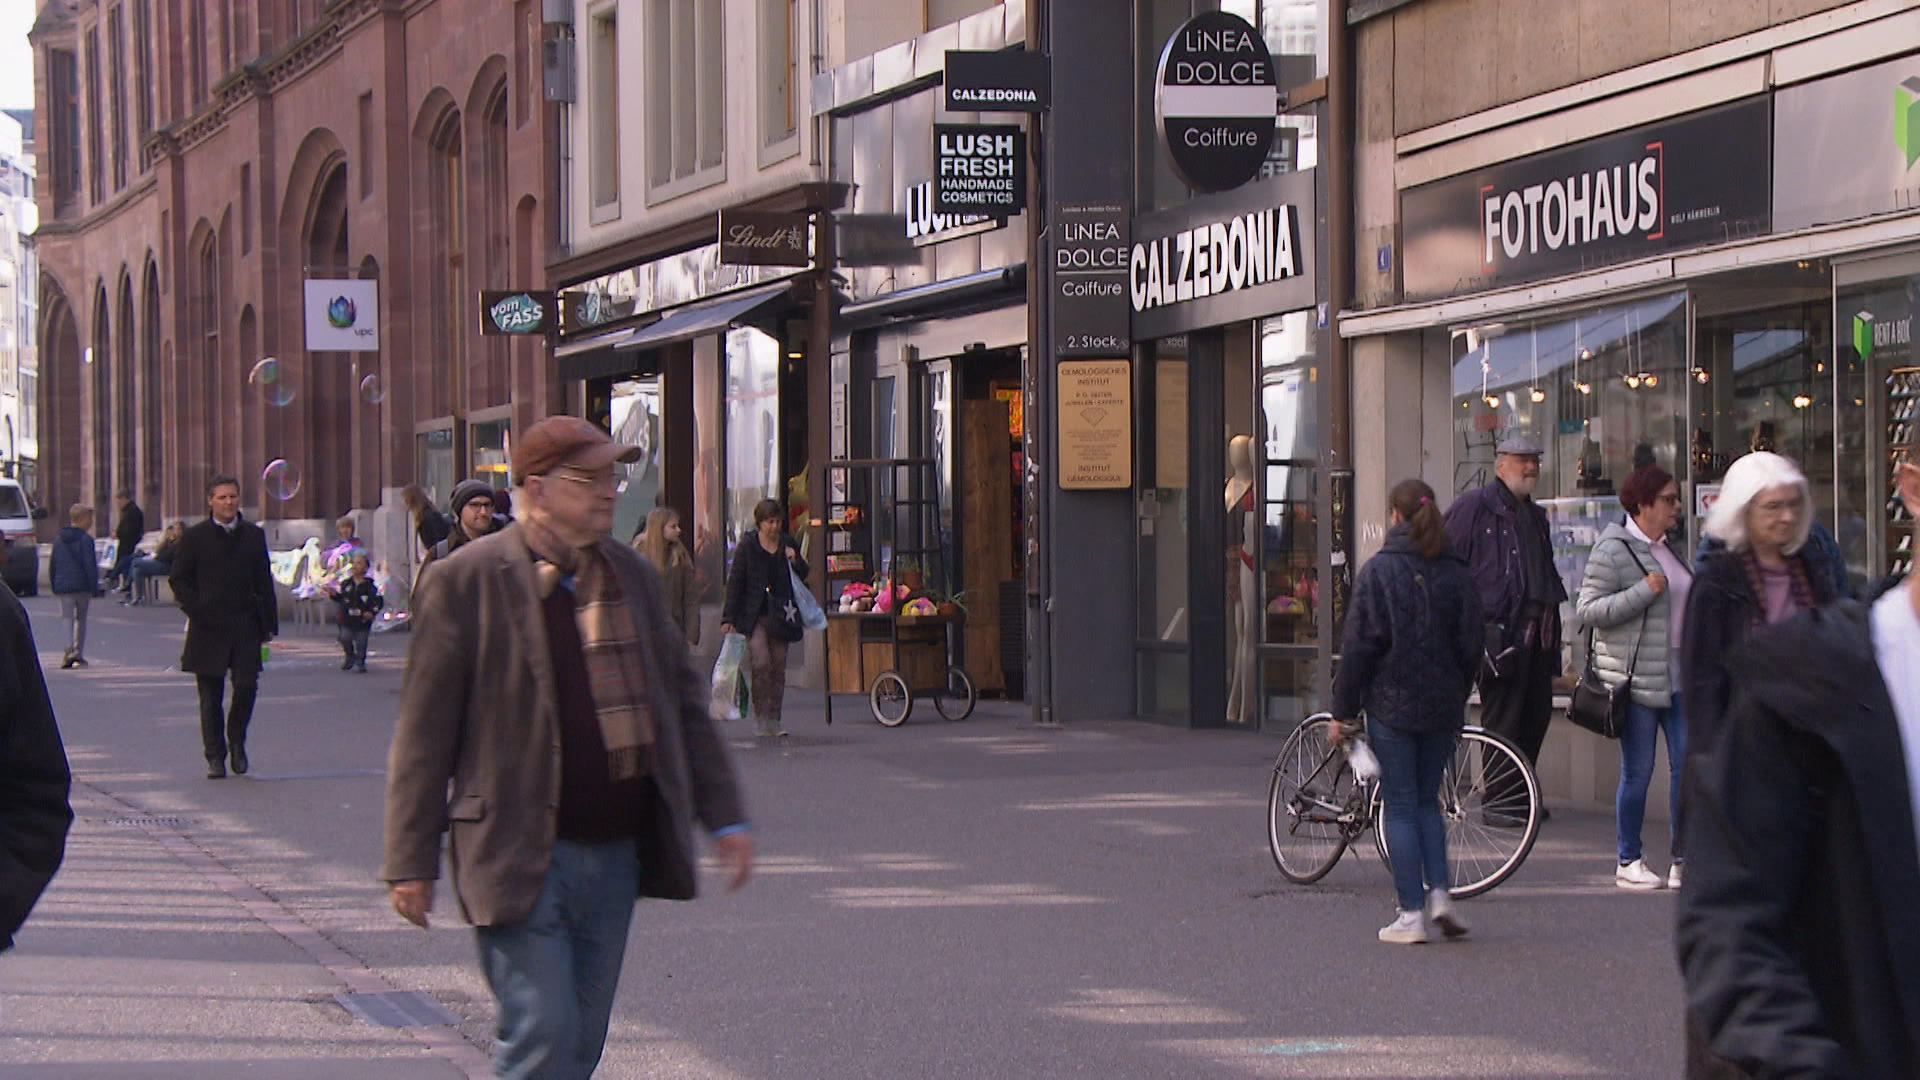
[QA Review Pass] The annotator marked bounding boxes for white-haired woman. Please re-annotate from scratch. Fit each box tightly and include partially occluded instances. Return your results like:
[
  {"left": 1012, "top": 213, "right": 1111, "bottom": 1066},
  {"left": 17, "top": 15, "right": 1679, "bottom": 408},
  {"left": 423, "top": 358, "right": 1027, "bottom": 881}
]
[{"left": 1682, "top": 452, "right": 1843, "bottom": 758}]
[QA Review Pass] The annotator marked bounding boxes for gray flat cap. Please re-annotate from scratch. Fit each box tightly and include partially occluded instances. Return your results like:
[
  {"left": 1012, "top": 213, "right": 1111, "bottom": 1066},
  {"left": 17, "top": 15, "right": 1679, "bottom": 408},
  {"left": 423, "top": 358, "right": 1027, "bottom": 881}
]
[{"left": 1495, "top": 435, "right": 1544, "bottom": 456}]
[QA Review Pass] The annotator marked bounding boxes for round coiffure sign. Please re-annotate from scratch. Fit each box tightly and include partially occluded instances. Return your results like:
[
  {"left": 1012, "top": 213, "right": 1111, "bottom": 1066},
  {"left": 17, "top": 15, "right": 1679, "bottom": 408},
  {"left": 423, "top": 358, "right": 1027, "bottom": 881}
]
[{"left": 1154, "top": 10, "right": 1277, "bottom": 194}]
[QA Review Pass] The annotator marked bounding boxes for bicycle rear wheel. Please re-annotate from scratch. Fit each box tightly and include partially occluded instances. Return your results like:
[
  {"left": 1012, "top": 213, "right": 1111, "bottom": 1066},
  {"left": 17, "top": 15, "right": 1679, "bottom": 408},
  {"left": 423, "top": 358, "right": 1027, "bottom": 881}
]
[
  {"left": 1373, "top": 726, "right": 1541, "bottom": 898},
  {"left": 1267, "top": 714, "right": 1362, "bottom": 884}
]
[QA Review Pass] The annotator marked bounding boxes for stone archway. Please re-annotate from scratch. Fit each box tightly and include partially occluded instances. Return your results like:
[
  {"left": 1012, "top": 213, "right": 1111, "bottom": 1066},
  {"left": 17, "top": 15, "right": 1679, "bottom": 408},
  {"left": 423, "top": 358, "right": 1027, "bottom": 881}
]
[
  {"left": 90, "top": 283, "right": 112, "bottom": 516},
  {"left": 115, "top": 270, "right": 136, "bottom": 500},
  {"left": 37, "top": 276, "right": 83, "bottom": 516}
]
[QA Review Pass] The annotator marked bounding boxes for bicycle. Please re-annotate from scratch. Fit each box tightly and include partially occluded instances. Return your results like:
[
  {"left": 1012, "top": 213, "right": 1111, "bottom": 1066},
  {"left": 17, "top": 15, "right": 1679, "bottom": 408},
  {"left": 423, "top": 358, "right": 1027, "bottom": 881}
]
[{"left": 1266, "top": 713, "right": 1542, "bottom": 898}]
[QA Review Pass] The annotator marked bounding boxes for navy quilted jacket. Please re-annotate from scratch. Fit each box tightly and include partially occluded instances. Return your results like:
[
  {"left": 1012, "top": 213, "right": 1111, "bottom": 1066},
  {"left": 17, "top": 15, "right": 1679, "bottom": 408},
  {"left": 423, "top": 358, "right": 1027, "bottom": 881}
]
[
  {"left": 1331, "top": 525, "right": 1484, "bottom": 734},
  {"left": 48, "top": 528, "right": 99, "bottom": 597}
]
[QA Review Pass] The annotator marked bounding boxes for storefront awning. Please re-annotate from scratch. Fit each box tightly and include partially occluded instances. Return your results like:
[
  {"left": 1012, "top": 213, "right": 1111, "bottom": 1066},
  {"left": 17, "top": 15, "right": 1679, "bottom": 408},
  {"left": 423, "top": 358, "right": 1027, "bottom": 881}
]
[{"left": 613, "top": 281, "right": 796, "bottom": 355}]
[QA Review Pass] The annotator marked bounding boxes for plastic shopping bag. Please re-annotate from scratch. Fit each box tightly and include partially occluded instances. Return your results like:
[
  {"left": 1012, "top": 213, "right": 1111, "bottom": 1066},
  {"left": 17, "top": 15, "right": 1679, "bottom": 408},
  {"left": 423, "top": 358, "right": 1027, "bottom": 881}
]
[
  {"left": 790, "top": 567, "right": 828, "bottom": 632},
  {"left": 710, "top": 632, "right": 750, "bottom": 721}
]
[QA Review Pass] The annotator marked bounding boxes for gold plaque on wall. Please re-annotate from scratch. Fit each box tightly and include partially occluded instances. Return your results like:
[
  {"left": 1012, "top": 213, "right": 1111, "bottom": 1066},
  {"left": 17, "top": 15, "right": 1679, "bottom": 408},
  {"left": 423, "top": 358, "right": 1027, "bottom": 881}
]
[{"left": 1058, "top": 360, "right": 1133, "bottom": 490}]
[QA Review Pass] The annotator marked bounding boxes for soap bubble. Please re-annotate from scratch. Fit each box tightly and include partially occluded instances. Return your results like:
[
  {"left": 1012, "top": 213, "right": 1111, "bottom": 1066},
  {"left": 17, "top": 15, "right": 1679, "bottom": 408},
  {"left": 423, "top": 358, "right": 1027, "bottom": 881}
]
[
  {"left": 358, "top": 373, "right": 386, "bottom": 405},
  {"left": 249, "top": 357, "right": 296, "bottom": 407},
  {"left": 262, "top": 459, "right": 303, "bottom": 501}
]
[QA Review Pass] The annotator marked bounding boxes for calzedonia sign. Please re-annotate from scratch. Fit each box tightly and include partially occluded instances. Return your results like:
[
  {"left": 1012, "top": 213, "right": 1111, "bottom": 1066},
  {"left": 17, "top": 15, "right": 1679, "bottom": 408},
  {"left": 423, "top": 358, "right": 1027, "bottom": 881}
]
[
  {"left": 944, "top": 49, "right": 1050, "bottom": 113},
  {"left": 1400, "top": 97, "right": 1772, "bottom": 300},
  {"left": 933, "top": 123, "right": 1027, "bottom": 215},
  {"left": 1154, "top": 11, "right": 1276, "bottom": 194},
  {"left": 1129, "top": 170, "right": 1316, "bottom": 341}
]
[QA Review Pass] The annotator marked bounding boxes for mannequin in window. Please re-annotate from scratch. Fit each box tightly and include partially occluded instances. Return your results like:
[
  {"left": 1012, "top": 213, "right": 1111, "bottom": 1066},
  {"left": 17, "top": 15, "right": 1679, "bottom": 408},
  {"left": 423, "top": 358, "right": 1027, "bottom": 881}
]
[{"left": 1225, "top": 434, "right": 1259, "bottom": 726}]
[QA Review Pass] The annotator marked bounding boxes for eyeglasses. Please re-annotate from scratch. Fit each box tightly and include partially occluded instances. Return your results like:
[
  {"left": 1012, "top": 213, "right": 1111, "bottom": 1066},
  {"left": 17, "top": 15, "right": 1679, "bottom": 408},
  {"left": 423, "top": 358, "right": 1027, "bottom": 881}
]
[
  {"left": 1753, "top": 498, "right": 1803, "bottom": 516},
  {"left": 1655, "top": 493, "right": 1682, "bottom": 505},
  {"left": 465, "top": 500, "right": 495, "bottom": 511},
  {"left": 545, "top": 469, "right": 618, "bottom": 491}
]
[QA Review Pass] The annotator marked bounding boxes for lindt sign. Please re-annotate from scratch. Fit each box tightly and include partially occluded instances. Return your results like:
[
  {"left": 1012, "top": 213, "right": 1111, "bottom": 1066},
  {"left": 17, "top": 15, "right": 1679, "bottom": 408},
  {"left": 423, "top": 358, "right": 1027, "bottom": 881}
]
[{"left": 718, "top": 210, "right": 813, "bottom": 267}]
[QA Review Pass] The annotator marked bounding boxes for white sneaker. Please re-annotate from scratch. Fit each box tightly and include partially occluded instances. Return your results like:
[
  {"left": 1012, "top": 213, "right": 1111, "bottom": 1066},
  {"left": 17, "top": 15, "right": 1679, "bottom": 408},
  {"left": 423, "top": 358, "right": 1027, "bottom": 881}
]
[
  {"left": 1378, "top": 910, "right": 1430, "bottom": 944},
  {"left": 1616, "top": 859, "right": 1664, "bottom": 890},
  {"left": 1667, "top": 863, "right": 1683, "bottom": 890},
  {"left": 1426, "top": 888, "right": 1469, "bottom": 939}
]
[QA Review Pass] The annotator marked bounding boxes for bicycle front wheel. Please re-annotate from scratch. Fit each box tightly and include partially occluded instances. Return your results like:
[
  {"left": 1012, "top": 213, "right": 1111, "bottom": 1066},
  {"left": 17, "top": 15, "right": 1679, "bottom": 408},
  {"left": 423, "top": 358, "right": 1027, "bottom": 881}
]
[
  {"left": 1267, "top": 714, "right": 1361, "bottom": 884},
  {"left": 1373, "top": 726, "right": 1541, "bottom": 898}
]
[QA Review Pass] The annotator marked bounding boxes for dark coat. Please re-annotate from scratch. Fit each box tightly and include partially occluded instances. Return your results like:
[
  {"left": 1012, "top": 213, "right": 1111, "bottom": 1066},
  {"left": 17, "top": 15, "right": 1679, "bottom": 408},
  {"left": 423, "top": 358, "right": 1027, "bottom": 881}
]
[
  {"left": 1695, "top": 519, "right": 1851, "bottom": 600},
  {"left": 169, "top": 516, "right": 280, "bottom": 675},
  {"left": 381, "top": 527, "right": 746, "bottom": 926},
  {"left": 113, "top": 501, "right": 145, "bottom": 550},
  {"left": 48, "top": 526, "right": 99, "bottom": 596},
  {"left": 1443, "top": 479, "right": 1567, "bottom": 650},
  {"left": 721, "top": 534, "right": 809, "bottom": 640},
  {"left": 415, "top": 510, "right": 452, "bottom": 551},
  {"left": 332, "top": 577, "right": 384, "bottom": 629},
  {"left": 1677, "top": 596, "right": 1920, "bottom": 1079},
  {"left": 1330, "top": 525, "right": 1483, "bottom": 733},
  {"left": 1681, "top": 542, "right": 1843, "bottom": 757},
  {"left": 0, "top": 586, "right": 72, "bottom": 951}
]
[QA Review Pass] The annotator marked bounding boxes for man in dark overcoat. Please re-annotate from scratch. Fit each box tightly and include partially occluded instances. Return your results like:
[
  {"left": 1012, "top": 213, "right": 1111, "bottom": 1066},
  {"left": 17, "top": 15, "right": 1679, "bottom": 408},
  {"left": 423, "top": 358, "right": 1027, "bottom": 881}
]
[
  {"left": 169, "top": 474, "right": 279, "bottom": 778},
  {"left": 0, "top": 583, "right": 72, "bottom": 949}
]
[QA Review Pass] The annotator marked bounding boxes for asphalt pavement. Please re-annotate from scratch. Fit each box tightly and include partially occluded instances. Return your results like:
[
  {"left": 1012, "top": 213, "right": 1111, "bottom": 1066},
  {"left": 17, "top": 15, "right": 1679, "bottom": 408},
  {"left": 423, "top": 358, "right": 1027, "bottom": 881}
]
[{"left": 1, "top": 594, "right": 1686, "bottom": 1078}]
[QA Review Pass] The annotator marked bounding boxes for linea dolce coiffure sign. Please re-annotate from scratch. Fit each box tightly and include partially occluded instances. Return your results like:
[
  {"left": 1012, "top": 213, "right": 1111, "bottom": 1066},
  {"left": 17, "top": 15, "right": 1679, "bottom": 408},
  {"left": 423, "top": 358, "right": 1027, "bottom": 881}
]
[{"left": 1399, "top": 97, "right": 1773, "bottom": 300}]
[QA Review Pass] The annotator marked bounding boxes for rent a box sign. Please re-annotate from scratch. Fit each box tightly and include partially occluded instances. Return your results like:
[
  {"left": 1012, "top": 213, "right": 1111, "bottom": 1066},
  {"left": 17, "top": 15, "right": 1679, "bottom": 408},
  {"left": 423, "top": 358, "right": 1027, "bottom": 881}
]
[{"left": 933, "top": 123, "right": 1027, "bottom": 216}]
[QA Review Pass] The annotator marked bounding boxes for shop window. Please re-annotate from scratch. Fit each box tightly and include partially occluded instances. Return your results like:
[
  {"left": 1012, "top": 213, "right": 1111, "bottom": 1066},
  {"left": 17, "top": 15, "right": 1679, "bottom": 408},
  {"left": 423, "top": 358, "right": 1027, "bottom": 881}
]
[
  {"left": 469, "top": 418, "right": 511, "bottom": 489},
  {"left": 1259, "top": 312, "right": 1318, "bottom": 652},
  {"left": 588, "top": 5, "right": 620, "bottom": 212},
  {"left": 415, "top": 428, "right": 456, "bottom": 510},
  {"left": 644, "top": 0, "right": 725, "bottom": 199},
  {"left": 723, "top": 327, "right": 780, "bottom": 548},
  {"left": 1139, "top": 342, "right": 1190, "bottom": 645},
  {"left": 609, "top": 377, "right": 663, "bottom": 544},
  {"left": 1692, "top": 287, "right": 1837, "bottom": 585},
  {"left": 1450, "top": 293, "right": 1688, "bottom": 608},
  {"left": 1836, "top": 274, "right": 1918, "bottom": 585}
]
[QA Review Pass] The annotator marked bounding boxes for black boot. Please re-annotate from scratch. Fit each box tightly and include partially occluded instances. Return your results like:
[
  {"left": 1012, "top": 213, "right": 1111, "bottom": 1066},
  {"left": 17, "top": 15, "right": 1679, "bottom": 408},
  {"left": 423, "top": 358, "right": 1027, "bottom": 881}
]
[
  {"left": 229, "top": 744, "right": 249, "bottom": 776},
  {"left": 206, "top": 757, "right": 227, "bottom": 779}
]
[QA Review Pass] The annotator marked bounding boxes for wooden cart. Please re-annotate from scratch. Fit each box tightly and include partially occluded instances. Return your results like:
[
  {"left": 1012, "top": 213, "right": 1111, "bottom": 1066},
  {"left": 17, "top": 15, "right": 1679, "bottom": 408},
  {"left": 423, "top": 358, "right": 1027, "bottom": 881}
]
[{"left": 821, "top": 459, "right": 978, "bottom": 726}]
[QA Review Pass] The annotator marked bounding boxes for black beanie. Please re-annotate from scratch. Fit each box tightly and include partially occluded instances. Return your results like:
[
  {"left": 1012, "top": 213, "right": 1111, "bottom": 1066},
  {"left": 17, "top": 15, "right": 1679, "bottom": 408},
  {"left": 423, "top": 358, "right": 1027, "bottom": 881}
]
[{"left": 449, "top": 479, "right": 495, "bottom": 517}]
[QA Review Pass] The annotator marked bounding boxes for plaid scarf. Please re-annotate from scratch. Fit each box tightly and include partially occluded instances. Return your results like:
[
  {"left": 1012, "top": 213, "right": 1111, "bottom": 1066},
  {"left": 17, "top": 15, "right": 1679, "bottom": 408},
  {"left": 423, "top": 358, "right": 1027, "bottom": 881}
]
[
  {"left": 1739, "top": 548, "right": 1816, "bottom": 628},
  {"left": 521, "top": 517, "right": 655, "bottom": 781}
]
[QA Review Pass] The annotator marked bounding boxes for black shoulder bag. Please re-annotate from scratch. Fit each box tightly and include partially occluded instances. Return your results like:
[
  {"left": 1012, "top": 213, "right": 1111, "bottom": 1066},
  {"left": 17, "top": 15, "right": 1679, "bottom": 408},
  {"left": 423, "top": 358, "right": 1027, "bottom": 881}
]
[{"left": 1566, "top": 540, "right": 1654, "bottom": 740}]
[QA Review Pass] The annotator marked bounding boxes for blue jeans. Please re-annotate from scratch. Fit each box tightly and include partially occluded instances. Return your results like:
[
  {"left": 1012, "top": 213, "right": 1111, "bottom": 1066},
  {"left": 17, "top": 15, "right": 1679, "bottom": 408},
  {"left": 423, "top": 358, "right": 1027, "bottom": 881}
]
[
  {"left": 476, "top": 838, "right": 640, "bottom": 1080},
  {"left": 1370, "top": 721, "right": 1456, "bottom": 912},
  {"left": 126, "top": 556, "right": 169, "bottom": 595},
  {"left": 338, "top": 624, "right": 371, "bottom": 667},
  {"left": 1617, "top": 692, "right": 1686, "bottom": 864}
]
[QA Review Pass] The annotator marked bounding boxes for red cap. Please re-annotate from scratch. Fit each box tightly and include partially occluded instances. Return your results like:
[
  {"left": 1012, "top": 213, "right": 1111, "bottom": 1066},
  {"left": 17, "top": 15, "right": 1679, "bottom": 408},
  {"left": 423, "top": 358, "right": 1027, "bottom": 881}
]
[{"left": 511, "top": 415, "right": 640, "bottom": 485}]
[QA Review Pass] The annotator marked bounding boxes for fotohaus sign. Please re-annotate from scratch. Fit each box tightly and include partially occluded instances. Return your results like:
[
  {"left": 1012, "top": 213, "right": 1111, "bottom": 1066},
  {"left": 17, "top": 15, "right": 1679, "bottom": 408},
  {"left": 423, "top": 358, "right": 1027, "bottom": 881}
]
[
  {"left": 933, "top": 123, "right": 1027, "bottom": 215},
  {"left": 1128, "top": 170, "right": 1316, "bottom": 341},
  {"left": 1153, "top": 11, "right": 1277, "bottom": 194},
  {"left": 1400, "top": 97, "right": 1772, "bottom": 300}
]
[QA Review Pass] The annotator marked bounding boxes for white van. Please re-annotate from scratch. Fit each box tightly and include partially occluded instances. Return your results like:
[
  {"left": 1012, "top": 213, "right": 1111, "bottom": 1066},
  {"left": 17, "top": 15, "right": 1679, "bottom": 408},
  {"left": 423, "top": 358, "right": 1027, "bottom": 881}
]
[{"left": 0, "top": 478, "right": 47, "bottom": 596}]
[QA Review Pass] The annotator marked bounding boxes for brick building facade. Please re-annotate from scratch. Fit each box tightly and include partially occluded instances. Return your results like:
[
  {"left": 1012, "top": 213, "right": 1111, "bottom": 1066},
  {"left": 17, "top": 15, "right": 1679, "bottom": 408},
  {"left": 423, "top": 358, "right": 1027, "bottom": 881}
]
[{"left": 28, "top": 0, "right": 556, "bottom": 526}]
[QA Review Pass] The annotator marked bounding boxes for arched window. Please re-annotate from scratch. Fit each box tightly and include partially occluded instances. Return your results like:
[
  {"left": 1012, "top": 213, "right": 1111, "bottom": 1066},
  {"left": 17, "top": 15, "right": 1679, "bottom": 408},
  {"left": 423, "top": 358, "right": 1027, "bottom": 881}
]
[
  {"left": 91, "top": 286, "right": 111, "bottom": 505},
  {"left": 481, "top": 85, "right": 510, "bottom": 406},
  {"left": 142, "top": 261, "right": 162, "bottom": 495},
  {"left": 116, "top": 276, "right": 136, "bottom": 495},
  {"left": 426, "top": 109, "right": 464, "bottom": 418}
]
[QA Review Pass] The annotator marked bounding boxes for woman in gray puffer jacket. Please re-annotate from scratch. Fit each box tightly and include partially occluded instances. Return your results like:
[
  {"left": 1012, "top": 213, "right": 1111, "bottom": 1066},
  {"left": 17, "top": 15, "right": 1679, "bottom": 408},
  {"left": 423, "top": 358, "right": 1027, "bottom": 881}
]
[{"left": 1575, "top": 464, "right": 1691, "bottom": 892}]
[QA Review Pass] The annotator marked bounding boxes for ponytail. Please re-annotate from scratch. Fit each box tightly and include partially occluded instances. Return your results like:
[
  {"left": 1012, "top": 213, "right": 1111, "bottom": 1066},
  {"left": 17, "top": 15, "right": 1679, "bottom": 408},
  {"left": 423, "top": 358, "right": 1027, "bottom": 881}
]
[{"left": 1389, "top": 478, "right": 1448, "bottom": 559}]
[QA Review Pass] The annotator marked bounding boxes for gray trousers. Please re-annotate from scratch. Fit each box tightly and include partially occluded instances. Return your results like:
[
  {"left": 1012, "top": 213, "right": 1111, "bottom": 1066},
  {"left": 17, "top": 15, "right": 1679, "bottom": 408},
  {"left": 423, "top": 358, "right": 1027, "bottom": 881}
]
[{"left": 59, "top": 594, "right": 90, "bottom": 660}]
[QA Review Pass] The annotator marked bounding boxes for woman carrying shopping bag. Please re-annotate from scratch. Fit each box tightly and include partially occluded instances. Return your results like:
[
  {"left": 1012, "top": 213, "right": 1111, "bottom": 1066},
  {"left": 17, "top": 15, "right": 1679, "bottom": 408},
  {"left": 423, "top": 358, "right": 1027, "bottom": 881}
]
[
  {"left": 1574, "top": 465, "right": 1690, "bottom": 891},
  {"left": 721, "top": 499, "right": 810, "bottom": 738},
  {"left": 1329, "top": 479, "right": 1483, "bottom": 944}
]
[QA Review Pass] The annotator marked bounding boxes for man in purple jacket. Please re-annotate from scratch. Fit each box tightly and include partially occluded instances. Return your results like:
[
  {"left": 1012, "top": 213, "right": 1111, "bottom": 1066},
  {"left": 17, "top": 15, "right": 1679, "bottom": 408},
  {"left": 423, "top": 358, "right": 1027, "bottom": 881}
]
[{"left": 1444, "top": 437, "right": 1566, "bottom": 822}]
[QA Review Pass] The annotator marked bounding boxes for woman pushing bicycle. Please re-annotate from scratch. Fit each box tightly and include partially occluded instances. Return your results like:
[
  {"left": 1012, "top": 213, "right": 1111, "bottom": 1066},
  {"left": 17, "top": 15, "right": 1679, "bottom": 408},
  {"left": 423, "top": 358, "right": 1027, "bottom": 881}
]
[{"left": 1328, "top": 478, "right": 1484, "bottom": 944}]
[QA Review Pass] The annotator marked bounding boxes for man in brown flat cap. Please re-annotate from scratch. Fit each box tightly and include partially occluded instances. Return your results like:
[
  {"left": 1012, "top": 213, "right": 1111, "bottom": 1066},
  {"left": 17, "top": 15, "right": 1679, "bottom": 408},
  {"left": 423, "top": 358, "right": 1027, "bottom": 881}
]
[{"left": 381, "top": 415, "right": 752, "bottom": 1078}]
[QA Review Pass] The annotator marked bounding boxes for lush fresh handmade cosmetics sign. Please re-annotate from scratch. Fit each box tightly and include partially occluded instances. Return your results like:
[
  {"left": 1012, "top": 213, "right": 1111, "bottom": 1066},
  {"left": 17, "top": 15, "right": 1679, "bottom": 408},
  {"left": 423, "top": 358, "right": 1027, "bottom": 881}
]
[
  {"left": 933, "top": 123, "right": 1027, "bottom": 215},
  {"left": 1400, "top": 97, "right": 1772, "bottom": 300}
]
